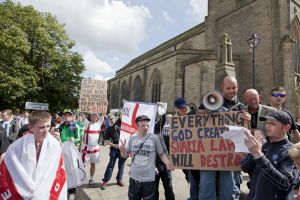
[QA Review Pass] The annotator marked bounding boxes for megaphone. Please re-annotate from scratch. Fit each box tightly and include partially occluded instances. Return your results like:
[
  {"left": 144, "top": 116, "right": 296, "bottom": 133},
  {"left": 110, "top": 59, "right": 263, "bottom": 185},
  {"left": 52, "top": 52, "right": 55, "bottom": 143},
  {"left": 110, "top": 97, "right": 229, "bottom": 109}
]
[{"left": 202, "top": 90, "right": 224, "bottom": 111}]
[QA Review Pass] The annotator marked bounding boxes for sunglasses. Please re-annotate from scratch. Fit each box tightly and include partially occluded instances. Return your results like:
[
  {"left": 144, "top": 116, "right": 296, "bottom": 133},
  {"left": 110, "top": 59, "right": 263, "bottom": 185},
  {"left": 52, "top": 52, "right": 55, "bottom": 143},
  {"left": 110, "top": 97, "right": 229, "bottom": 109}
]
[{"left": 271, "top": 93, "right": 286, "bottom": 97}]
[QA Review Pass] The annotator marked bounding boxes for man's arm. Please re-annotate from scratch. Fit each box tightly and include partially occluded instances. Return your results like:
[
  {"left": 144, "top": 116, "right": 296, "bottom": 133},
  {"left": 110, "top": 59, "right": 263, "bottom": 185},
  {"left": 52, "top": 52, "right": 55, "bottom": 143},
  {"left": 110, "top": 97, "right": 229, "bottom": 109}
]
[
  {"left": 159, "top": 153, "right": 173, "bottom": 170},
  {"left": 255, "top": 155, "right": 299, "bottom": 191},
  {"left": 240, "top": 154, "right": 256, "bottom": 173}
]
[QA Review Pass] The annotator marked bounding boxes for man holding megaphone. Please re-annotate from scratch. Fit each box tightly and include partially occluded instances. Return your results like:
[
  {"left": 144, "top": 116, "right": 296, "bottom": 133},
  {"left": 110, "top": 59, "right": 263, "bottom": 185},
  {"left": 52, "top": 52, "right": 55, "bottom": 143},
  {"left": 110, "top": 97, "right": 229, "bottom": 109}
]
[{"left": 198, "top": 76, "right": 250, "bottom": 200}]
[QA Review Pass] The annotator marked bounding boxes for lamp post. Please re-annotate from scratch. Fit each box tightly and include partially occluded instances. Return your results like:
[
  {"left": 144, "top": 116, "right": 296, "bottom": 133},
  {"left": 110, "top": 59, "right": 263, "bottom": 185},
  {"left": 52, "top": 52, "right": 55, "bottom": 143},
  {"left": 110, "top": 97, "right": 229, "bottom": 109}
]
[{"left": 247, "top": 33, "right": 260, "bottom": 89}]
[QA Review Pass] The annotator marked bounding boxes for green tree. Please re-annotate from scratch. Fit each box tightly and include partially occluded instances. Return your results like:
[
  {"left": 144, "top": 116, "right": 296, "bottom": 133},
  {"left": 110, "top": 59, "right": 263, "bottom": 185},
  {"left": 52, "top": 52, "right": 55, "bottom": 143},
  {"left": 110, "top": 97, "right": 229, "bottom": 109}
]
[{"left": 0, "top": 0, "right": 85, "bottom": 112}]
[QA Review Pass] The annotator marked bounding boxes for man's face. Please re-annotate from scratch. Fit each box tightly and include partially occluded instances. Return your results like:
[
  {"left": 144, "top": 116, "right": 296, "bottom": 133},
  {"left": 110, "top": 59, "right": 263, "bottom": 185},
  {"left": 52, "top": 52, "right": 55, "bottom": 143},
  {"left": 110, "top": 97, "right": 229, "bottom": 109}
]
[
  {"left": 24, "top": 112, "right": 29, "bottom": 118},
  {"left": 63, "top": 113, "right": 74, "bottom": 122},
  {"left": 176, "top": 106, "right": 188, "bottom": 115},
  {"left": 137, "top": 120, "right": 150, "bottom": 135},
  {"left": 244, "top": 93, "right": 260, "bottom": 109},
  {"left": 90, "top": 114, "right": 98, "bottom": 123},
  {"left": 2, "top": 112, "right": 10, "bottom": 121},
  {"left": 270, "top": 91, "right": 286, "bottom": 107},
  {"left": 222, "top": 81, "right": 238, "bottom": 100},
  {"left": 265, "top": 120, "right": 289, "bottom": 139},
  {"left": 30, "top": 120, "right": 51, "bottom": 140},
  {"left": 109, "top": 117, "right": 116, "bottom": 125}
]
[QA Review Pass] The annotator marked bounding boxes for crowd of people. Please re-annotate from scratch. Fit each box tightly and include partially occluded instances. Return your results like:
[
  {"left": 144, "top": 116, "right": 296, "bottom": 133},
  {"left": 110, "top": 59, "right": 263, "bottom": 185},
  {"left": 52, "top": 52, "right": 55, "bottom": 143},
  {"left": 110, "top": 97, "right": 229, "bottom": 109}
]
[{"left": 1, "top": 75, "right": 300, "bottom": 200}]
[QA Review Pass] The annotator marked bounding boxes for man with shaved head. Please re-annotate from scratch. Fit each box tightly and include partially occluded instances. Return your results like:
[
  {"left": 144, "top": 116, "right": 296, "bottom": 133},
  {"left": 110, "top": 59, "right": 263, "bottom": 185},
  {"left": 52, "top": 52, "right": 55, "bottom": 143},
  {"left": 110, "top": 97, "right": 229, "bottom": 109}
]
[
  {"left": 199, "top": 76, "right": 249, "bottom": 200},
  {"left": 244, "top": 89, "right": 276, "bottom": 133}
]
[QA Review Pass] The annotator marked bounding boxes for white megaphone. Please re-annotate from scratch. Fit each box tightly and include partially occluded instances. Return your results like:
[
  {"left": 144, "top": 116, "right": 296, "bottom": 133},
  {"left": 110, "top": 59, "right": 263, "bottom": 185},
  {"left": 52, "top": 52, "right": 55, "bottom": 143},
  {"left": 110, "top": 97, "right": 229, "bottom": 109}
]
[{"left": 202, "top": 90, "right": 224, "bottom": 111}]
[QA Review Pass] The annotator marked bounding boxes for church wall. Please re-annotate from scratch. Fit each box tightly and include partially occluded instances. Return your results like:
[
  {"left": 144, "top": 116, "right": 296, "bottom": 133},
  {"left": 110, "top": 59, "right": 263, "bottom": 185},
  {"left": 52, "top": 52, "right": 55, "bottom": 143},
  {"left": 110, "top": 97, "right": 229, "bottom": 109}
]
[
  {"left": 145, "top": 56, "right": 177, "bottom": 113},
  {"left": 213, "top": 0, "right": 274, "bottom": 103},
  {"left": 184, "top": 60, "right": 217, "bottom": 108}
]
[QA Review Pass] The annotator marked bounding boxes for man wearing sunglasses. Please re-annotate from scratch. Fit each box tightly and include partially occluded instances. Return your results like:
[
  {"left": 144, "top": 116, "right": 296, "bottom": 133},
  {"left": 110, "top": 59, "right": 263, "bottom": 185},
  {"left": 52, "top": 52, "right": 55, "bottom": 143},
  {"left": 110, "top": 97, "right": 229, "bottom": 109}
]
[{"left": 269, "top": 86, "right": 300, "bottom": 143}]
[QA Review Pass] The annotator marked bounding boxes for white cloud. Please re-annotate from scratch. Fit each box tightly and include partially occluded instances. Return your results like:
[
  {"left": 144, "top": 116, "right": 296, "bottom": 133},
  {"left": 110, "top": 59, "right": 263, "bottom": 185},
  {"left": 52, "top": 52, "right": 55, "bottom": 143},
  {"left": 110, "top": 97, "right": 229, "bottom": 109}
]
[
  {"left": 92, "top": 74, "right": 113, "bottom": 80},
  {"left": 163, "top": 11, "right": 176, "bottom": 22},
  {"left": 14, "top": 0, "right": 151, "bottom": 54},
  {"left": 189, "top": 0, "right": 208, "bottom": 22},
  {"left": 83, "top": 51, "right": 114, "bottom": 74}
]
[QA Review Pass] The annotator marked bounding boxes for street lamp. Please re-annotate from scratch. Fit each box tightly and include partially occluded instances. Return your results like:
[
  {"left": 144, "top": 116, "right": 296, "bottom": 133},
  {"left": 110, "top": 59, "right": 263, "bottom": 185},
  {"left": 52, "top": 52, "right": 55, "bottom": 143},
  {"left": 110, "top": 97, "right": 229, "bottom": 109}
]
[{"left": 247, "top": 33, "right": 260, "bottom": 89}]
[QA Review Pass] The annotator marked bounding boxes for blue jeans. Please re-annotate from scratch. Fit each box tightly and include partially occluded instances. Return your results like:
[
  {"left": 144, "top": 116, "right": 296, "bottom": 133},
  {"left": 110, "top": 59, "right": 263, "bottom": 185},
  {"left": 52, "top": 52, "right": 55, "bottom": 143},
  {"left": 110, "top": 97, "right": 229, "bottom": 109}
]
[
  {"left": 189, "top": 170, "right": 200, "bottom": 200},
  {"left": 199, "top": 171, "right": 240, "bottom": 200},
  {"left": 102, "top": 147, "right": 126, "bottom": 182},
  {"left": 128, "top": 178, "right": 155, "bottom": 200}
]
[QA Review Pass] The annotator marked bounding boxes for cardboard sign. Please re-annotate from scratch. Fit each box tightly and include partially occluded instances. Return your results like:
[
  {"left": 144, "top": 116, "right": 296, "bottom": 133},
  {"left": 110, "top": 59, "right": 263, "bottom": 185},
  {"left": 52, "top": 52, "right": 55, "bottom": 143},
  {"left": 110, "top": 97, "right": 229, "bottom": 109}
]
[
  {"left": 25, "top": 102, "right": 49, "bottom": 110},
  {"left": 119, "top": 101, "right": 158, "bottom": 146},
  {"left": 169, "top": 111, "right": 246, "bottom": 171},
  {"left": 79, "top": 79, "right": 108, "bottom": 113}
]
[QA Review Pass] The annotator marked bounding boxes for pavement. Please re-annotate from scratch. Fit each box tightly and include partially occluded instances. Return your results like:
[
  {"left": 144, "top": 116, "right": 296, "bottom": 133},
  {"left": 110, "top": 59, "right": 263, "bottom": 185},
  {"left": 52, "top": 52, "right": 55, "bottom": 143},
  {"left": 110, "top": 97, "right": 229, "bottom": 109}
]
[{"left": 75, "top": 144, "right": 250, "bottom": 200}]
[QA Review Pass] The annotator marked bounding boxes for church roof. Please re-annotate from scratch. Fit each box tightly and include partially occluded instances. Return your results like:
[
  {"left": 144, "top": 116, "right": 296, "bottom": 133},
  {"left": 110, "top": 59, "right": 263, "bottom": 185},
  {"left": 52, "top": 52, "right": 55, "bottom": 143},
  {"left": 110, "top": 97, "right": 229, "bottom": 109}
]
[{"left": 116, "top": 22, "right": 205, "bottom": 74}]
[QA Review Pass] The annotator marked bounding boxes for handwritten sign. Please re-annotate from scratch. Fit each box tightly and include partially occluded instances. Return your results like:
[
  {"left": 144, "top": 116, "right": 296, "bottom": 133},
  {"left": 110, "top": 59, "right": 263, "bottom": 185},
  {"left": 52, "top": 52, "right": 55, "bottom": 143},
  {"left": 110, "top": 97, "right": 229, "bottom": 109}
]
[
  {"left": 169, "top": 111, "right": 246, "bottom": 171},
  {"left": 79, "top": 79, "right": 108, "bottom": 113}
]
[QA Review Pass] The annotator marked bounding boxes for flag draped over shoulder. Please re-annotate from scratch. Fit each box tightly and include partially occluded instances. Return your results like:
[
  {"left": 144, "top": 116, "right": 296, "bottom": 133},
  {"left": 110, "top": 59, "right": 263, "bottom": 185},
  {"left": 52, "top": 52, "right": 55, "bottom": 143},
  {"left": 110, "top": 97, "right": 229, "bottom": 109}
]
[
  {"left": 0, "top": 134, "right": 67, "bottom": 200},
  {"left": 119, "top": 101, "right": 158, "bottom": 145},
  {"left": 62, "top": 141, "right": 86, "bottom": 189}
]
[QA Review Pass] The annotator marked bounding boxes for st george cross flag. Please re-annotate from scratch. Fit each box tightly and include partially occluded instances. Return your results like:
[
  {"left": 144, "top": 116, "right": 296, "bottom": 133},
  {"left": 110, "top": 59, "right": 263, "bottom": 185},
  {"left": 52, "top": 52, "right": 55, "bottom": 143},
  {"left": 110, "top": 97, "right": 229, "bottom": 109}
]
[
  {"left": 119, "top": 101, "right": 158, "bottom": 145},
  {"left": 0, "top": 134, "right": 67, "bottom": 200}
]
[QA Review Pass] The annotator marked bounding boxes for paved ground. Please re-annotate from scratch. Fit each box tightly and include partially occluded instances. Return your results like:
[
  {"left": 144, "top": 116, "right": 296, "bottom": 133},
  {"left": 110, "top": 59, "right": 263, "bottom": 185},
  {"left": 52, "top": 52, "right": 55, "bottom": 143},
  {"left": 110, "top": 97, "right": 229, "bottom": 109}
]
[{"left": 75, "top": 145, "right": 249, "bottom": 200}]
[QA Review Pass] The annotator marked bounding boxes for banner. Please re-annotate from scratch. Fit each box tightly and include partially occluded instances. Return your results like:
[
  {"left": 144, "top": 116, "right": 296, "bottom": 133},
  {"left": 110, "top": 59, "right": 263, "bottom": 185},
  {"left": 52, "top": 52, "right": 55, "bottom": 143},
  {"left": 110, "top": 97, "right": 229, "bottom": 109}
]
[
  {"left": 25, "top": 102, "right": 49, "bottom": 110},
  {"left": 119, "top": 101, "right": 158, "bottom": 145},
  {"left": 169, "top": 111, "right": 246, "bottom": 171},
  {"left": 79, "top": 79, "right": 108, "bottom": 113}
]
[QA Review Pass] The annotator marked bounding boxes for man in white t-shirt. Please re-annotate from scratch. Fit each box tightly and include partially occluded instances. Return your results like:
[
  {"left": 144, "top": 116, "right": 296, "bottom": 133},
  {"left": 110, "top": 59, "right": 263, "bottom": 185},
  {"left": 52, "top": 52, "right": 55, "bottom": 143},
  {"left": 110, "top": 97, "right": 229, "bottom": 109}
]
[{"left": 80, "top": 112, "right": 104, "bottom": 187}]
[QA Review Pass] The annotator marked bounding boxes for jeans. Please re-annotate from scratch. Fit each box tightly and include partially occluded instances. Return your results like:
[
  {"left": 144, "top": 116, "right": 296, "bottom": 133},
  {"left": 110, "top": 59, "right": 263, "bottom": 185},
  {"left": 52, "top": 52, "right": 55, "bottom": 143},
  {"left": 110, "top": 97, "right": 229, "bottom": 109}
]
[
  {"left": 155, "top": 162, "right": 175, "bottom": 200},
  {"left": 199, "top": 171, "right": 240, "bottom": 200},
  {"left": 102, "top": 147, "right": 126, "bottom": 182},
  {"left": 189, "top": 170, "right": 200, "bottom": 200},
  {"left": 128, "top": 178, "right": 155, "bottom": 200}
]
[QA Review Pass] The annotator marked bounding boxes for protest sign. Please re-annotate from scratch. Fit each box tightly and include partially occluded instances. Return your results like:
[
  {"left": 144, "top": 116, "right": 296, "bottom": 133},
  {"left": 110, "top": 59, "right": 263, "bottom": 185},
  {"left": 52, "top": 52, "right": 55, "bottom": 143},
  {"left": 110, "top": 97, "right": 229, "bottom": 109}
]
[
  {"left": 119, "top": 101, "right": 158, "bottom": 145},
  {"left": 169, "top": 111, "right": 246, "bottom": 171},
  {"left": 79, "top": 79, "right": 108, "bottom": 113}
]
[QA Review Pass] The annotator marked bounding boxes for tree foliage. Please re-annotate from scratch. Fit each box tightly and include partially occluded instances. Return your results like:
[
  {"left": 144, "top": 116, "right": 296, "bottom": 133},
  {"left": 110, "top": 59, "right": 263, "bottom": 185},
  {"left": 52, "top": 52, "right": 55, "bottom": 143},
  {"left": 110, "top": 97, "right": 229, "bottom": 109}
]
[{"left": 0, "top": 0, "right": 85, "bottom": 112}]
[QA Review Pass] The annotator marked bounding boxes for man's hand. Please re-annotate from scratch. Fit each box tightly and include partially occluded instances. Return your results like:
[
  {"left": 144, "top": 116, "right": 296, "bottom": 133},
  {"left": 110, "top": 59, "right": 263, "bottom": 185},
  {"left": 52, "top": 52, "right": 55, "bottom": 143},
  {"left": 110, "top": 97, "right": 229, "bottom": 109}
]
[
  {"left": 120, "top": 139, "right": 128, "bottom": 158},
  {"left": 244, "top": 129, "right": 263, "bottom": 158},
  {"left": 240, "top": 111, "right": 251, "bottom": 121},
  {"left": 105, "top": 140, "right": 119, "bottom": 149}
]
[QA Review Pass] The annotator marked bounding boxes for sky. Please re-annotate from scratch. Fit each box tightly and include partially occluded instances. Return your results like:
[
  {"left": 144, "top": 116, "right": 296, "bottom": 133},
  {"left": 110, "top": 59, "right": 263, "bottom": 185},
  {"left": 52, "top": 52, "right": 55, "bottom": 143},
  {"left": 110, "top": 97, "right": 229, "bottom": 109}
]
[{"left": 10, "top": 0, "right": 208, "bottom": 80}]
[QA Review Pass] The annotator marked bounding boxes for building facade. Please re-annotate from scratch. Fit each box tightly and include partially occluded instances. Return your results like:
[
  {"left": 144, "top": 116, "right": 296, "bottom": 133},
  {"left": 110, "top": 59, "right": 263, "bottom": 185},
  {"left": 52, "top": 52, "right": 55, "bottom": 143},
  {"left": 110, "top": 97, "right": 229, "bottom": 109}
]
[{"left": 108, "top": 0, "right": 300, "bottom": 117}]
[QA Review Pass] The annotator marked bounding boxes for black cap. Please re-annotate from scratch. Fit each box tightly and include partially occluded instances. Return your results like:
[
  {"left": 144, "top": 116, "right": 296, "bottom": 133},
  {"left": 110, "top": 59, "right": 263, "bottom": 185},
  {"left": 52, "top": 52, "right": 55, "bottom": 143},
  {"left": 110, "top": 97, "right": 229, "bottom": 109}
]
[
  {"left": 135, "top": 115, "right": 150, "bottom": 123},
  {"left": 259, "top": 110, "right": 292, "bottom": 125}
]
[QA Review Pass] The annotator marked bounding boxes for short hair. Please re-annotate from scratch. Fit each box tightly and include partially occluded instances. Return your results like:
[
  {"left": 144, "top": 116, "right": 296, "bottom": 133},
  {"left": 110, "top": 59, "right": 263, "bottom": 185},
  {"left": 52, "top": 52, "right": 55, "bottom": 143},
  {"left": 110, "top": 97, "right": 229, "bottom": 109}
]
[
  {"left": 29, "top": 110, "right": 51, "bottom": 126},
  {"left": 271, "top": 86, "right": 286, "bottom": 95},
  {"left": 2, "top": 109, "right": 12, "bottom": 116}
]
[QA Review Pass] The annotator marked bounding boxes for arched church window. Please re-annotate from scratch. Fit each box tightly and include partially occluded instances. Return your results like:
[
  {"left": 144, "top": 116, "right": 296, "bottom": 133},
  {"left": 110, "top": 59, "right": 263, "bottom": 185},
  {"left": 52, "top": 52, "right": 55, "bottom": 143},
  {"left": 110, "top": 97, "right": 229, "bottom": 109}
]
[
  {"left": 121, "top": 80, "right": 130, "bottom": 103},
  {"left": 291, "top": 17, "right": 300, "bottom": 73},
  {"left": 111, "top": 84, "right": 119, "bottom": 108},
  {"left": 132, "top": 76, "right": 142, "bottom": 101},
  {"left": 150, "top": 69, "right": 162, "bottom": 102}
]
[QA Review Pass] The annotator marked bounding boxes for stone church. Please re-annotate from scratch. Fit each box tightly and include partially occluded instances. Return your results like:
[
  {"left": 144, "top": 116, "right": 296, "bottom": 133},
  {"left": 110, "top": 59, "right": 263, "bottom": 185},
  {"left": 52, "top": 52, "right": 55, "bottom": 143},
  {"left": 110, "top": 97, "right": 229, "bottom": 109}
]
[{"left": 108, "top": 0, "right": 300, "bottom": 117}]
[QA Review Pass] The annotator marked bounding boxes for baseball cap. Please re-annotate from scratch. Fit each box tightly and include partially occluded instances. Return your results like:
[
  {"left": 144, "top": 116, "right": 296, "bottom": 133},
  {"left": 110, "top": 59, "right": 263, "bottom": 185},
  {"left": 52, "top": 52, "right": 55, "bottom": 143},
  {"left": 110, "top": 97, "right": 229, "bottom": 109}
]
[
  {"left": 62, "top": 109, "right": 74, "bottom": 115},
  {"left": 135, "top": 115, "right": 150, "bottom": 123},
  {"left": 259, "top": 110, "right": 292, "bottom": 125},
  {"left": 174, "top": 98, "right": 187, "bottom": 109}
]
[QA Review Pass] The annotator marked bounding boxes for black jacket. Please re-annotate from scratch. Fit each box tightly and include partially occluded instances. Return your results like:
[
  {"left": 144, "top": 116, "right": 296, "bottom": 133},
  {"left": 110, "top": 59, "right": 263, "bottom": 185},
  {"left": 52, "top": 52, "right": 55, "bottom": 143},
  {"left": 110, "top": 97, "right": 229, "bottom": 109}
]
[
  {"left": 241, "top": 138, "right": 299, "bottom": 200},
  {"left": 104, "top": 118, "right": 121, "bottom": 145}
]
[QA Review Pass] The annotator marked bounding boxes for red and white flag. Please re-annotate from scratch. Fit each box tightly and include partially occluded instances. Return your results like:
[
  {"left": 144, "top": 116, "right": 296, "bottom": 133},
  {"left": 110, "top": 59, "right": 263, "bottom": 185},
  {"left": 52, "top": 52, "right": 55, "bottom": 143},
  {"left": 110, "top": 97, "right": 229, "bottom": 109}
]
[
  {"left": 0, "top": 134, "right": 67, "bottom": 200},
  {"left": 119, "top": 101, "right": 158, "bottom": 145}
]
